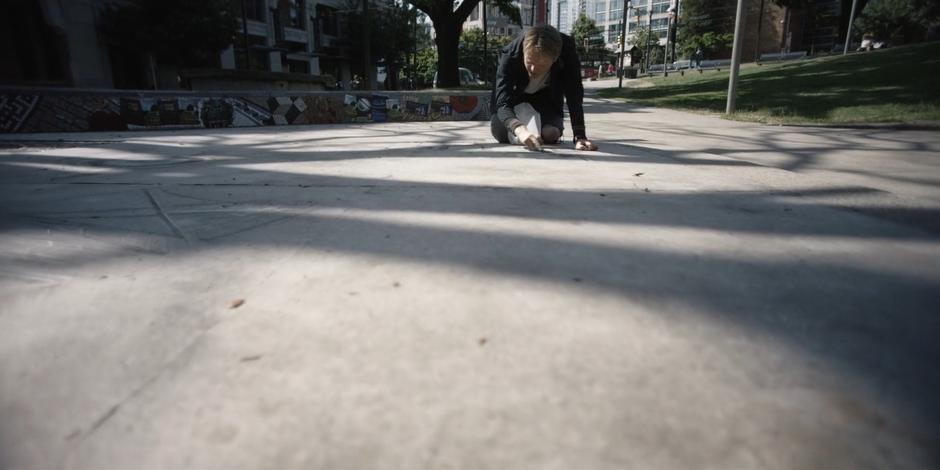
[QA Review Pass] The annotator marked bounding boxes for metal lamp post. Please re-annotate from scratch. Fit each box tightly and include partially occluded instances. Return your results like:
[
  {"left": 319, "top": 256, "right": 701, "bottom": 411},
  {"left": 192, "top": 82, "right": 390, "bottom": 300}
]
[{"left": 843, "top": 0, "right": 860, "bottom": 54}]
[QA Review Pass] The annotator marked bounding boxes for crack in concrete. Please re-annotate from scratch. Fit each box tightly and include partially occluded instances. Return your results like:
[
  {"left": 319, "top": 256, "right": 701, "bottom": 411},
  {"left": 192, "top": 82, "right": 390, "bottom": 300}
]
[{"left": 144, "top": 189, "right": 195, "bottom": 245}]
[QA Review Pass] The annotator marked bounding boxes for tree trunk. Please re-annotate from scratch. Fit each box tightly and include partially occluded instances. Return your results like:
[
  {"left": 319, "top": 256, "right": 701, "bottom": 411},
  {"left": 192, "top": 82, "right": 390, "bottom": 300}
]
[
  {"left": 414, "top": 0, "right": 482, "bottom": 87},
  {"left": 386, "top": 61, "right": 400, "bottom": 90},
  {"left": 433, "top": 14, "right": 462, "bottom": 87}
]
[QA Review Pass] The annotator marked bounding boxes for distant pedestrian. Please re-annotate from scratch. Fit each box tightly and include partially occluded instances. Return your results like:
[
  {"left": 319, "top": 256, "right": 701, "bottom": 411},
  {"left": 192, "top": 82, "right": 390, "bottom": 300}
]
[{"left": 693, "top": 48, "right": 704, "bottom": 69}]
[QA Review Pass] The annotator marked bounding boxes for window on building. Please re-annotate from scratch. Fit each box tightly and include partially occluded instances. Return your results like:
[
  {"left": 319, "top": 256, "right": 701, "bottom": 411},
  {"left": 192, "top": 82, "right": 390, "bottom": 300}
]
[
  {"left": 610, "top": 8, "right": 622, "bottom": 21},
  {"left": 287, "top": 0, "right": 305, "bottom": 29},
  {"left": 243, "top": 0, "right": 266, "bottom": 21},
  {"left": 316, "top": 4, "right": 338, "bottom": 36},
  {"left": 234, "top": 33, "right": 270, "bottom": 71},
  {"left": 650, "top": 17, "right": 669, "bottom": 29},
  {"left": 593, "top": 1, "right": 606, "bottom": 23},
  {"left": 557, "top": 1, "right": 569, "bottom": 32},
  {"left": 286, "top": 58, "right": 309, "bottom": 74},
  {"left": 605, "top": 23, "right": 621, "bottom": 42},
  {"left": 651, "top": 3, "right": 670, "bottom": 14}
]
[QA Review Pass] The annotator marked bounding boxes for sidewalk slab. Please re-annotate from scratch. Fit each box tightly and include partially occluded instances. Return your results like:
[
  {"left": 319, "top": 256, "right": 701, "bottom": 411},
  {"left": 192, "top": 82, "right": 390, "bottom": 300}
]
[{"left": 1, "top": 98, "right": 938, "bottom": 468}]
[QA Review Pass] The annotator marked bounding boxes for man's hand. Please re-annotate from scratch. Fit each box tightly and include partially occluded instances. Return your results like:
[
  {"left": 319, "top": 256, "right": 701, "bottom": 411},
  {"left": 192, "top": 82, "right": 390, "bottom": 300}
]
[
  {"left": 575, "top": 138, "right": 598, "bottom": 151},
  {"left": 514, "top": 126, "right": 543, "bottom": 151}
]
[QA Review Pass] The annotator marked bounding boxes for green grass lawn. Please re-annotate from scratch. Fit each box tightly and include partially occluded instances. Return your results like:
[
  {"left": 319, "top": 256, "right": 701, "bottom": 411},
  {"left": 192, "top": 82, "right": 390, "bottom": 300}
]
[{"left": 597, "top": 41, "right": 940, "bottom": 125}]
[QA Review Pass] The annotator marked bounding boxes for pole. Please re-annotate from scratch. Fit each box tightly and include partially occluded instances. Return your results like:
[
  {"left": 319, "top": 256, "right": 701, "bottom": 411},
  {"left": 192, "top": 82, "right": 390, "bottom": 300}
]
[
  {"left": 362, "top": 0, "right": 371, "bottom": 89},
  {"left": 754, "top": 0, "right": 765, "bottom": 62},
  {"left": 618, "top": 0, "right": 629, "bottom": 87},
  {"left": 240, "top": 0, "right": 250, "bottom": 69},
  {"left": 662, "top": 17, "right": 669, "bottom": 77},
  {"left": 149, "top": 54, "right": 159, "bottom": 90},
  {"left": 633, "top": 7, "right": 646, "bottom": 73},
  {"left": 663, "top": 5, "right": 676, "bottom": 77},
  {"left": 644, "top": 5, "right": 652, "bottom": 72},
  {"left": 671, "top": 0, "right": 679, "bottom": 67},
  {"left": 726, "top": 0, "right": 747, "bottom": 113},
  {"left": 843, "top": 0, "right": 859, "bottom": 54},
  {"left": 482, "top": 0, "right": 488, "bottom": 83}
]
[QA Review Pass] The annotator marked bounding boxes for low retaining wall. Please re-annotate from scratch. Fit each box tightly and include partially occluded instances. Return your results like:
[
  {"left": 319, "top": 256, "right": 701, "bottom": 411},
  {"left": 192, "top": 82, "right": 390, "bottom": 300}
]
[{"left": 0, "top": 88, "right": 492, "bottom": 134}]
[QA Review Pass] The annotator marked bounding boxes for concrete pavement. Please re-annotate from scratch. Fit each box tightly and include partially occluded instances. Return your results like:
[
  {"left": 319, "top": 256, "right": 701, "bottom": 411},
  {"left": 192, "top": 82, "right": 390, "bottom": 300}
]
[{"left": 1, "top": 85, "right": 939, "bottom": 468}]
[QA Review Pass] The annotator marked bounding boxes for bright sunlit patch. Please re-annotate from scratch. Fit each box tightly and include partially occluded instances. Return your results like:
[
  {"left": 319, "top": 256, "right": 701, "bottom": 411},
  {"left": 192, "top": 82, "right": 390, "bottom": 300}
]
[
  {"left": 16, "top": 147, "right": 165, "bottom": 161},
  {"left": 4, "top": 161, "right": 121, "bottom": 174}
]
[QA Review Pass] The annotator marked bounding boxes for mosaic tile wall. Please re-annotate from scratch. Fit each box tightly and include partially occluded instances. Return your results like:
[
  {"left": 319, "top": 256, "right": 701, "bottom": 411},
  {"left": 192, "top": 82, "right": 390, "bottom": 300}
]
[{"left": 0, "top": 92, "right": 491, "bottom": 133}]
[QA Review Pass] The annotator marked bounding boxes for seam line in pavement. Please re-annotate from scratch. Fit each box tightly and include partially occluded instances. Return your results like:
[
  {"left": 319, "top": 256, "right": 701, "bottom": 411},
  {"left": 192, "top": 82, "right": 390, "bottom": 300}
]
[{"left": 144, "top": 189, "right": 195, "bottom": 245}]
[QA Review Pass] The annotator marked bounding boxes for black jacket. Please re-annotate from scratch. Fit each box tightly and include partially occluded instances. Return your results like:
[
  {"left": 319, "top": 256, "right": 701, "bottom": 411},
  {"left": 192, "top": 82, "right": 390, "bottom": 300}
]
[{"left": 491, "top": 33, "right": 587, "bottom": 141}]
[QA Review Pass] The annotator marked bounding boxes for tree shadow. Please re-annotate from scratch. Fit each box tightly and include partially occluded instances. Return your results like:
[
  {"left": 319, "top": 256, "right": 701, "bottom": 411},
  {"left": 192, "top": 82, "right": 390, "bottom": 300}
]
[{"left": 1, "top": 123, "right": 939, "bottom": 464}]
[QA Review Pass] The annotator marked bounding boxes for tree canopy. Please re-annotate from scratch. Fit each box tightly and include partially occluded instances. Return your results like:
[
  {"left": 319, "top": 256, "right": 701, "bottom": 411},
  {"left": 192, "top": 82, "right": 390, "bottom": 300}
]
[
  {"left": 675, "top": 0, "right": 736, "bottom": 59},
  {"left": 854, "top": 0, "right": 940, "bottom": 43},
  {"left": 630, "top": 25, "right": 664, "bottom": 69},
  {"left": 98, "top": 0, "right": 238, "bottom": 68},
  {"left": 571, "top": 14, "right": 607, "bottom": 62},
  {"left": 459, "top": 28, "right": 513, "bottom": 83},
  {"left": 342, "top": 0, "right": 423, "bottom": 89}
]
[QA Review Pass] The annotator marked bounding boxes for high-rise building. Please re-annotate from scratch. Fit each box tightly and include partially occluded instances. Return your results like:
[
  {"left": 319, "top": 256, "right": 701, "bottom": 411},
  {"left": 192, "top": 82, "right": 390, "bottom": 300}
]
[{"left": 550, "top": 0, "right": 671, "bottom": 51}]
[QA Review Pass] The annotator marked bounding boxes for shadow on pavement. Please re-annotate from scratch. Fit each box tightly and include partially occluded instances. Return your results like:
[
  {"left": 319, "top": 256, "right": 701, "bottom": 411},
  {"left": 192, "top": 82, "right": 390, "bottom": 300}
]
[{"left": 1, "top": 125, "right": 939, "bottom": 465}]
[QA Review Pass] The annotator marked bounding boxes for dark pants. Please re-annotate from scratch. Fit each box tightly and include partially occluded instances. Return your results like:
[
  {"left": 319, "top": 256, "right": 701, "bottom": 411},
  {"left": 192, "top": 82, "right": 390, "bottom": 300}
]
[{"left": 490, "top": 89, "right": 564, "bottom": 143}]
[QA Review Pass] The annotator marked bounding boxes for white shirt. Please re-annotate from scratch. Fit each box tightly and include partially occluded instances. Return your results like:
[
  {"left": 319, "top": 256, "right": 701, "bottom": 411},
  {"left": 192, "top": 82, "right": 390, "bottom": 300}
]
[{"left": 524, "top": 71, "right": 550, "bottom": 94}]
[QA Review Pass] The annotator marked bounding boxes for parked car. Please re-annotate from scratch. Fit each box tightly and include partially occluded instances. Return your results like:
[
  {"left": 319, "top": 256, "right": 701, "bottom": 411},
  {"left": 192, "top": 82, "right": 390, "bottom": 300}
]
[{"left": 433, "top": 67, "right": 486, "bottom": 88}]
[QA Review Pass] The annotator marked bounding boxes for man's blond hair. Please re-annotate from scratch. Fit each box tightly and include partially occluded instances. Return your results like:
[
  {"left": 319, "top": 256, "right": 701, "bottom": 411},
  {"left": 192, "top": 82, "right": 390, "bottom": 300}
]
[{"left": 522, "top": 25, "right": 562, "bottom": 60}]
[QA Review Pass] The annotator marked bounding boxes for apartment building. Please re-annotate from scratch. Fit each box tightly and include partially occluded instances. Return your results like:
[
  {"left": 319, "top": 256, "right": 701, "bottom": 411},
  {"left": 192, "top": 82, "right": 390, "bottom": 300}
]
[
  {"left": 223, "top": 0, "right": 353, "bottom": 83},
  {"left": 0, "top": 0, "right": 350, "bottom": 90}
]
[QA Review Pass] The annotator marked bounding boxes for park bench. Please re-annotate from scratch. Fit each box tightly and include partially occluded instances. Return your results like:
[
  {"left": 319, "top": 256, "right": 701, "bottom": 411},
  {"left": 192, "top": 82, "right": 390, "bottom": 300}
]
[
  {"left": 648, "top": 59, "right": 731, "bottom": 75},
  {"left": 758, "top": 51, "right": 807, "bottom": 62}
]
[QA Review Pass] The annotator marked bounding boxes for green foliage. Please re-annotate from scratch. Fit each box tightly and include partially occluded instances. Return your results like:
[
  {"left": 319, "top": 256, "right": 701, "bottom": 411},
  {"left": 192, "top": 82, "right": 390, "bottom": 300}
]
[
  {"left": 597, "top": 41, "right": 940, "bottom": 125},
  {"left": 571, "top": 14, "right": 600, "bottom": 55},
  {"left": 413, "top": 41, "right": 439, "bottom": 86},
  {"left": 98, "top": 0, "right": 238, "bottom": 67},
  {"left": 629, "top": 26, "right": 664, "bottom": 69},
  {"left": 680, "top": 31, "right": 733, "bottom": 59},
  {"left": 342, "top": 0, "right": 425, "bottom": 87},
  {"left": 676, "top": 0, "right": 735, "bottom": 59},
  {"left": 370, "top": 1, "right": 421, "bottom": 67},
  {"left": 458, "top": 28, "right": 512, "bottom": 83},
  {"left": 407, "top": 0, "right": 520, "bottom": 87},
  {"left": 854, "top": 0, "right": 940, "bottom": 43},
  {"left": 647, "top": 44, "right": 665, "bottom": 66},
  {"left": 571, "top": 14, "right": 606, "bottom": 62}
]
